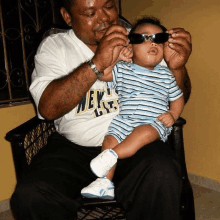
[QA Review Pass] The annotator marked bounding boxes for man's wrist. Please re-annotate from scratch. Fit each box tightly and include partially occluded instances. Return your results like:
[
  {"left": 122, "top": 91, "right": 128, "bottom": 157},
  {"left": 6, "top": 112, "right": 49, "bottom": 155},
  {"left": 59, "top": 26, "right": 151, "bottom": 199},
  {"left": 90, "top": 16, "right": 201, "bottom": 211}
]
[
  {"left": 88, "top": 59, "right": 104, "bottom": 78},
  {"left": 169, "top": 66, "right": 186, "bottom": 74},
  {"left": 92, "top": 57, "right": 106, "bottom": 72}
]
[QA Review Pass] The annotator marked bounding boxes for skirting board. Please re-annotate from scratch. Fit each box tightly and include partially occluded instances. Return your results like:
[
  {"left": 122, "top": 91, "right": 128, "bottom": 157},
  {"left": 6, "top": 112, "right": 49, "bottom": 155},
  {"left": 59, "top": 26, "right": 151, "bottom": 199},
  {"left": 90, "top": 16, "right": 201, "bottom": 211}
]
[
  {"left": 188, "top": 173, "right": 220, "bottom": 193},
  {"left": 0, "top": 199, "right": 10, "bottom": 213}
]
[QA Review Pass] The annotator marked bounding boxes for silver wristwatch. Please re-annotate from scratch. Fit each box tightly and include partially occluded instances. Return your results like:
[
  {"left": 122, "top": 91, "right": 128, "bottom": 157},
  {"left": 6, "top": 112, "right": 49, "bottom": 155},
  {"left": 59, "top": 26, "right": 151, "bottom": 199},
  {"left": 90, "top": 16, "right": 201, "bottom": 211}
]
[{"left": 88, "top": 60, "right": 104, "bottom": 78}]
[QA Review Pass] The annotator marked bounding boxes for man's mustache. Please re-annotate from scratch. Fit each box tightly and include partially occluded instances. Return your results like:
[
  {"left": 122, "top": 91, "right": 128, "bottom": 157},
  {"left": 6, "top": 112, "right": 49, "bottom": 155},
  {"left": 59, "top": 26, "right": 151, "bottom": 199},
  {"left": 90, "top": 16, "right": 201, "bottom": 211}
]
[{"left": 95, "top": 22, "right": 110, "bottom": 31}]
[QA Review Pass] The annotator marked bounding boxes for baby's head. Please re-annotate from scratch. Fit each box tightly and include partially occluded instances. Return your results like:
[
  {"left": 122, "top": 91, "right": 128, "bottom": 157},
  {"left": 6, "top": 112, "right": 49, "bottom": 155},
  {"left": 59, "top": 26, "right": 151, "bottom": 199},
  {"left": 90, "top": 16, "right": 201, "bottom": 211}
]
[{"left": 129, "top": 16, "right": 169, "bottom": 69}]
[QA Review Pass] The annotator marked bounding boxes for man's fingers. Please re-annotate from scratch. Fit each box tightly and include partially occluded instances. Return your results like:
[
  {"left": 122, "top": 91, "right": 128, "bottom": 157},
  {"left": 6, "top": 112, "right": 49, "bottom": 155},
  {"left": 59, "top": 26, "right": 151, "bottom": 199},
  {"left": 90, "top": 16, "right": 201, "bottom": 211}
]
[
  {"left": 168, "top": 38, "right": 192, "bottom": 56},
  {"left": 93, "top": 25, "right": 129, "bottom": 71},
  {"left": 105, "top": 24, "right": 129, "bottom": 36},
  {"left": 104, "top": 31, "right": 129, "bottom": 44},
  {"left": 168, "top": 36, "right": 192, "bottom": 54},
  {"left": 107, "top": 38, "right": 129, "bottom": 51},
  {"left": 169, "top": 37, "right": 191, "bottom": 49},
  {"left": 166, "top": 28, "right": 192, "bottom": 59},
  {"left": 167, "top": 28, "right": 192, "bottom": 44}
]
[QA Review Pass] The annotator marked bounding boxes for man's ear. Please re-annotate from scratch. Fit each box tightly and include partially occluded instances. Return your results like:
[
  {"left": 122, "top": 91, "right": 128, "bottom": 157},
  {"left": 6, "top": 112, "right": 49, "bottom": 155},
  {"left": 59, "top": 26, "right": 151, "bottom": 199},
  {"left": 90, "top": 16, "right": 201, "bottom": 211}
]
[{"left": 60, "top": 7, "right": 72, "bottom": 26}]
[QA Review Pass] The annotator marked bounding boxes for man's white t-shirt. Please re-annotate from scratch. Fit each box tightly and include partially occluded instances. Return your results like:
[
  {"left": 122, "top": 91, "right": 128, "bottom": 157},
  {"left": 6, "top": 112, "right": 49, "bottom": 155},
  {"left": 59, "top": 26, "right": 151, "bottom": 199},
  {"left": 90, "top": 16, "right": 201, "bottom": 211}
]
[
  {"left": 30, "top": 29, "right": 167, "bottom": 147},
  {"left": 30, "top": 30, "right": 119, "bottom": 147}
]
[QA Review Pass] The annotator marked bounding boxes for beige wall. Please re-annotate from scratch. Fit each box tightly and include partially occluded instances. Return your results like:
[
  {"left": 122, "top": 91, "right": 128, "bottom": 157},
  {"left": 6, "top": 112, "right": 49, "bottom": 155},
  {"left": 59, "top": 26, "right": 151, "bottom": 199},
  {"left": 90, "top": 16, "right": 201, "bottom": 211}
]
[
  {"left": 122, "top": 0, "right": 220, "bottom": 182},
  {"left": 1, "top": 0, "right": 220, "bottom": 203},
  {"left": 0, "top": 104, "right": 36, "bottom": 201}
]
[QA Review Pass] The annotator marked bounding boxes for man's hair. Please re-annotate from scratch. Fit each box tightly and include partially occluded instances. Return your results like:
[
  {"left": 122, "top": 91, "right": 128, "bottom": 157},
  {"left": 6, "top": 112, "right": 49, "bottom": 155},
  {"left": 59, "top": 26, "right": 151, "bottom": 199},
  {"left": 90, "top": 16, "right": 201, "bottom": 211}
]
[
  {"left": 130, "top": 16, "right": 167, "bottom": 34},
  {"left": 59, "top": 0, "right": 75, "bottom": 14}
]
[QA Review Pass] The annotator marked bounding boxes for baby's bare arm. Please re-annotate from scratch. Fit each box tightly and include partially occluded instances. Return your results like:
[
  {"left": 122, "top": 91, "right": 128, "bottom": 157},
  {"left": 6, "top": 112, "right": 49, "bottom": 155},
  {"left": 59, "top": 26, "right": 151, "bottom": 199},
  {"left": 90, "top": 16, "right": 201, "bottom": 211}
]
[{"left": 157, "top": 95, "right": 184, "bottom": 127}]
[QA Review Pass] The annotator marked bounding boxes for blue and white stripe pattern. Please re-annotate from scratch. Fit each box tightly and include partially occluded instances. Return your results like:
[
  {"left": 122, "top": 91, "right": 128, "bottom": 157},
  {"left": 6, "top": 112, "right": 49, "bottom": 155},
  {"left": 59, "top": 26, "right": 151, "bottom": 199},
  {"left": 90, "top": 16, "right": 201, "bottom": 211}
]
[{"left": 107, "top": 61, "right": 183, "bottom": 142}]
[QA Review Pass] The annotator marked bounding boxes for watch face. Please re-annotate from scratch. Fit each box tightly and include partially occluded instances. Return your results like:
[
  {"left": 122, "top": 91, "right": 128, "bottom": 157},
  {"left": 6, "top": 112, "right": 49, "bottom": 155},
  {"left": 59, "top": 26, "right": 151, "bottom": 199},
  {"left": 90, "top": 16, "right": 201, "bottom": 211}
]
[{"left": 97, "top": 71, "right": 104, "bottom": 78}]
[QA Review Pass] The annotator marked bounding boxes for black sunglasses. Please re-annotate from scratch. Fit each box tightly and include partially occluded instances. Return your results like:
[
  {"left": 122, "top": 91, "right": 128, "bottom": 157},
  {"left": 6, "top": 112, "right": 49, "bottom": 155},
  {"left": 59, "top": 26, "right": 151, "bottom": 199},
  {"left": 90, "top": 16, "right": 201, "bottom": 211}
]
[{"left": 128, "top": 32, "right": 171, "bottom": 44}]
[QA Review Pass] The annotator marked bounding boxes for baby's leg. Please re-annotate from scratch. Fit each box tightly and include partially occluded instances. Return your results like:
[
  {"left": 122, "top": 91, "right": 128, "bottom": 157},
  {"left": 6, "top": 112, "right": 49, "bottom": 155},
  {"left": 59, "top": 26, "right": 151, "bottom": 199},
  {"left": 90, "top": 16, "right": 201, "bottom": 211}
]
[
  {"left": 81, "top": 126, "right": 159, "bottom": 199},
  {"left": 113, "top": 124, "right": 160, "bottom": 159},
  {"left": 102, "top": 135, "right": 119, "bottom": 180},
  {"left": 102, "top": 135, "right": 119, "bottom": 151},
  {"left": 81, "top": 136, "right": 119, "bottom": 199}
]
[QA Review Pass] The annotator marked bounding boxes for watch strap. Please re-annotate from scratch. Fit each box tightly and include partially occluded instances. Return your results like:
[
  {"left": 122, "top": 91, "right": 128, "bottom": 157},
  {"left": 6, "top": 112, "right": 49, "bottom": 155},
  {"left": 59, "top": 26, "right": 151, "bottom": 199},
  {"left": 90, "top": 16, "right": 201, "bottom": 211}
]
[{"left": 88, "top": 60, "right": 104, "bottom": 78}]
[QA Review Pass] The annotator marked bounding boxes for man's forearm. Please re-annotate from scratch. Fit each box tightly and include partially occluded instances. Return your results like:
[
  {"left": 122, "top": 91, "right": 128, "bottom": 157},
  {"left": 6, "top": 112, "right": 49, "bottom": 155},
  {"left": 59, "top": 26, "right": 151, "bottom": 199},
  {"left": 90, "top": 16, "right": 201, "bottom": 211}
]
[
  {"left": 38, "top": 62, "right": 97, "bottom": 120},
  {"left": 171, "top": 66, "right": 191, "bottom": 104}
]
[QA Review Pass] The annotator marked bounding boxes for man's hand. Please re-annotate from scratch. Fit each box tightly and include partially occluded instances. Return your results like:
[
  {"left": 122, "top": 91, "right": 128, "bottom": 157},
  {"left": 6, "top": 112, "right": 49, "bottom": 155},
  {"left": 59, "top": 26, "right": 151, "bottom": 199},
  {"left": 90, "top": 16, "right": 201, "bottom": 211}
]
[
  {"left": 164, "top": 28, "right": 192, "bottom": 71},
  {"left": 92, "top": 25, "right": 129, "bottom": 74},
  {"left": 99, "top": 44, "right": 133, "bottom": 82},
  {"left": 157, "top": 112, "right": 176, "bottom": 127}
]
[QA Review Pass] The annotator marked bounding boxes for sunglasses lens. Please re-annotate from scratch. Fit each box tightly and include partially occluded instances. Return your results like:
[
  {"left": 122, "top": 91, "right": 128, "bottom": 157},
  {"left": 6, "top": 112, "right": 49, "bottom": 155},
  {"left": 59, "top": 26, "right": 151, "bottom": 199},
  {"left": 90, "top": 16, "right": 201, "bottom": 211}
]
[
  {"left": 128, "top": 33, "right": 145, "bottom": 44},
  {"left": 152, "top": 33, "right": 170, "bottom": 44}
]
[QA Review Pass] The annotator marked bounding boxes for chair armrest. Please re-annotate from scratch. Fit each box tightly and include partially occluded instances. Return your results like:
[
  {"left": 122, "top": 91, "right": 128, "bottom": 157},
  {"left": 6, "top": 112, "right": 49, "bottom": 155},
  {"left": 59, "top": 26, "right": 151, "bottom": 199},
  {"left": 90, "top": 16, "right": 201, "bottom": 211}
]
[
  {"left": 173, "top": 117, "right": 186, "bottom": 127},
  {"left": 5, "top": 116, "right": 55, "bottom": 180},
  {"left": 5, "top": 116, "right": 44, "bottom": 143},
  {"left": 169, "top": 117, "right": 187, "bottom": 177}
]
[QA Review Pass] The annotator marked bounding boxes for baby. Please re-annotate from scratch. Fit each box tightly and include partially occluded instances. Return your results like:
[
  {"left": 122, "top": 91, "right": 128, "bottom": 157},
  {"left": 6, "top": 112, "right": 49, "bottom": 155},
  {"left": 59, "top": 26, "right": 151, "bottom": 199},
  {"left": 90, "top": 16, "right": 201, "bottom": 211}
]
[{"left": 81, "top": 16, "right": 184, "bottom": 199}]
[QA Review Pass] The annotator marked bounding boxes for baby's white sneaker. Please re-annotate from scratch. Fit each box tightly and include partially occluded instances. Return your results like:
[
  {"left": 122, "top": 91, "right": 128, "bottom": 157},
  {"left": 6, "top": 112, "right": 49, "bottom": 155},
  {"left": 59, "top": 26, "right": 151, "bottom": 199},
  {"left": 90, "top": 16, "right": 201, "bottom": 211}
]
[
  {"left": 81, "top": 177, "right": 115, "bottom": 200},
  {"left": 90, "top": 149, "right": 118, "bottom": 177}
]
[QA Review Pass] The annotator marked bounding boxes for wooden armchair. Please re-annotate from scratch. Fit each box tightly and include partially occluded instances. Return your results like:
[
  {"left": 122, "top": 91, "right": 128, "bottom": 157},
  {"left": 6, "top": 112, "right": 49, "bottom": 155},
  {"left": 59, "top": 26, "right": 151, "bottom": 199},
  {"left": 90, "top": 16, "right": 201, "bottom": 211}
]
[{"left": 6, "top": 116, "right": 195, "bottom": 219}]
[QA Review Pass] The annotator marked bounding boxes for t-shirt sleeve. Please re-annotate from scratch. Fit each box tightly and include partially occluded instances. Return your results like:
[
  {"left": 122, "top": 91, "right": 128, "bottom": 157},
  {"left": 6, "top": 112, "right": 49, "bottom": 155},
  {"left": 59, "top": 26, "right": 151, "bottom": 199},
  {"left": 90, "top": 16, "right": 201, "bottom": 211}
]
[
  {"left": 29, "top": 37, "right": 67, "bottom": 119},
  {"left": 168, "top": 73, "right": 183, "bottom": 101}
]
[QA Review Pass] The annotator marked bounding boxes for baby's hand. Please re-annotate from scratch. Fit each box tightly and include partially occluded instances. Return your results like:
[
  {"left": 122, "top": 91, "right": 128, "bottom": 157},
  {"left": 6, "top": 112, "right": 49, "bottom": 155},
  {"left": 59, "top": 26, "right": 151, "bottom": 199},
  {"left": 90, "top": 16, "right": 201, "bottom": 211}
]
[
  {"left": 157, "top": 112, "right": 175, "bottom": 127},
  {"left": 118, "top": 45, "right": 133, "bottom": 62}
]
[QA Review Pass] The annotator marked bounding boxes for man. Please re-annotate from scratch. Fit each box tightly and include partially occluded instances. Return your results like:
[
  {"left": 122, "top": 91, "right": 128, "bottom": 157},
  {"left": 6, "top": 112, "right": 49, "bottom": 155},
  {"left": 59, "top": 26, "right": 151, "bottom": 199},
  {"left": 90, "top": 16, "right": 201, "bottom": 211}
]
[{"left": 10, "top": 0, "right": 192, "bottom": 219}]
